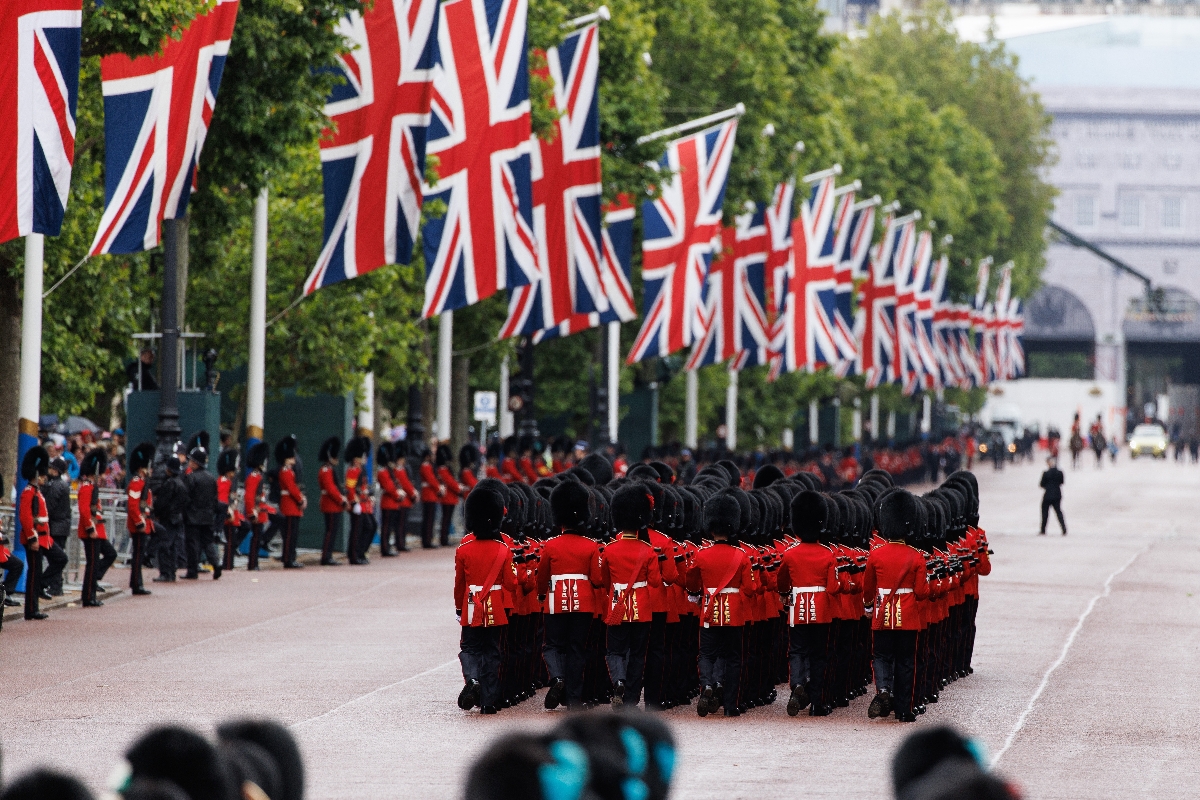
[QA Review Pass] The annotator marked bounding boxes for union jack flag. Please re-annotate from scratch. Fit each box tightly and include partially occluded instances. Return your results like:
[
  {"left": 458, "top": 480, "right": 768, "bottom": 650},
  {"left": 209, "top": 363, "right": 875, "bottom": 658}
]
[
  {"left": 831, "top": 187, "right": 871, "bottom": 374},
  {"left": 89, "top": 0, "right": 239, "bottom": 255},
  {"left": 993, "top": 262, "right": 1013, "bottom": 379},
  {"left": 627, "top": 118, "right": 737, "bottom": 364},
  {"left": 500, "top": 21, "right": 602, "bottom": 339},
  {"left": 764, "top": 181, "right": 795, "bottom": 321},
  {"left": 531, "top": 199, "right": 636, "bottom": 342},
  {"left": 304, "top": 0, "right": 439, "bottom": 295},
  {"left": 0, "top": 0, "right": 81, "bottom": 244},
  {"left": 1007, "top": 297, "right": 1026, "bottom": 379},
  {"left": 957, "top": 302, "right": 983, "bottom": 388},
  {"left": 776, "top": 175, "right": 844, "bottom": 374},
  {"left": 930, "top": 255, "right": 967, "bottom": 388},
  {"left": 422, "top": 0, "right": 535, "bottom": 318},
  {"left": 857, "top": 212, "right": 913, "bottom": 388},
  {"left": 893, "top": 226, "right": 925, "bottom": 394}
]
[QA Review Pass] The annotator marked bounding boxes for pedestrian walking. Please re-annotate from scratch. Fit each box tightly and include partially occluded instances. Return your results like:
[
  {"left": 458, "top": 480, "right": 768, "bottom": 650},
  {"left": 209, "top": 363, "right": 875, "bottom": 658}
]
[{"left": 1038, "top": 457, "right": 1066, "bottom": 536}]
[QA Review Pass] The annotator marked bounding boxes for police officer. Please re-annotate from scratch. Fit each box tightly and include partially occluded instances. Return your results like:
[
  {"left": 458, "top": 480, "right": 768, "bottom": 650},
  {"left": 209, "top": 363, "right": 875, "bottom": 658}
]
[
  {"left": 183, "top": 444, "right": 221, "bottom": 580},
  {"left": 42, "top": 456, "right": 71, "bottom": 596},
  {"left": 152, "top": 445, "right": 189, "bottom": 583}
]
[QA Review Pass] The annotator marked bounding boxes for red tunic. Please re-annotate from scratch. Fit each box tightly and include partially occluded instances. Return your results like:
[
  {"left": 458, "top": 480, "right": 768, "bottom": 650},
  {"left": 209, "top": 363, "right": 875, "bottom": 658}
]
[
  {"left": 777, "top": 542, "right": 840, "bottom": 625},
  {"left": 437, "top": 466, "right": 462, "bottom": 506},
  {"left": 500, "top": 459, "right": 524, "bottom": 484},
  {"left": 685, "top": 542, "right": 756, "bottom": 628},
  {"left": 537, "top": 533, "right": 603, "bottom": 615},
  {"left": 419, "top": 462, "right": 442, "bottom": 504},
  {"left": 861, "top": 541, "right": 931, "bottom": 631},
  {"left": 77, "top": 482, "right": 106, "bottom": 540},
  {"left": 379, "top": 468, "right": 403, "bottom": 511},
  {"left": 646, "top": 529, "right": 680, "bottom": 618},
  {"left": 485, "top": 465, "right": 502, "bottom": 481},
  {"left": 20, "top": 485, "right": 51, "bottom": 548},
  {"left": 318, "top": 464, "right": 346, "bottom": 513},
  {"left": 345, "top": 465, "right": 373, "bottom": 514},
  {"left": 600, "top": 536, "right": 662, "bottom": 624},
  {"left": 454, "top": 538, "right": 519, "bottom": 627},
  {"left": 217, "top": 475, "right": 243, "bottom": 525},
  {"left": 460, "top": 468, "right": 478, "bottom": 490},
  {"left": 127, "top": 475, "right": 150, "bottom": 534},
  {"left": 279, "top": 466, "right": 305, "bottom": 517},
  {"left": 518, "top": 457, "right": 539, "bottom": 484}
]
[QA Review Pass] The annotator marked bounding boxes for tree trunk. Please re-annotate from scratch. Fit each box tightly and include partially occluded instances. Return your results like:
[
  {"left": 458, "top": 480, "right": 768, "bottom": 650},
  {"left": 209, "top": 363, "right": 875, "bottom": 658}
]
[
  {"left": 451, "top": 355, "right": 469, "bottom": 461},
  {"left": 0, "top": 261, "right": 22, "bottom": 501}
]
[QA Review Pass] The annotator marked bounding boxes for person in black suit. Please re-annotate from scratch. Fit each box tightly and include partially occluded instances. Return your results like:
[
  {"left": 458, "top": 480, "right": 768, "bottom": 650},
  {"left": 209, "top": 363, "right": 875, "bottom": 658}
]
[
  {"left": 1039, "top": 457, "right": 1066, "bottom": 536},
  {"left": 183, "top": 446, "right": 221, "bottom": 579}
]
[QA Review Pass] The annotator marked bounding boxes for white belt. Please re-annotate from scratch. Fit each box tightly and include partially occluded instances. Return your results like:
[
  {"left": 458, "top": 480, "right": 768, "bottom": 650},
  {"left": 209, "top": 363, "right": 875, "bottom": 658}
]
[
  {"left": 551, "top": 573, "right": 588, "bottom": 585},
  {"left": 613, "top": 581, "right": 649, "bottom": 591},
  {"left": 878, "top": 588, "right": 913, "bottom": 595},
  {"left": 467, "top": 584, "right": 502, "bottom": 625},
  {"left": 708, "top": 588, "right": 739, "bottom": 595},
  {"left": 469, "top": 584, "right": 502, "bottom": 593},
  {"left": 792, "top": 586, "right": 826, "bottom": 594}
]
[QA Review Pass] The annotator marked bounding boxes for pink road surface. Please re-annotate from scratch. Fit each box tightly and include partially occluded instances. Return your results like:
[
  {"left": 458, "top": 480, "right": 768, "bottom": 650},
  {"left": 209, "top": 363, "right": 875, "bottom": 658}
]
[{"left": 1, "top": 456, "right": 1197, "bottom": 799}]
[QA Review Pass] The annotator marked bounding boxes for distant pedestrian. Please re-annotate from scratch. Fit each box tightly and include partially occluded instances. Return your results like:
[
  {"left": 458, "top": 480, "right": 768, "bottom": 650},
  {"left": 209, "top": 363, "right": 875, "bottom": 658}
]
[{"left": 1038, "top": 457, "right": 1066, "bottom": 536}]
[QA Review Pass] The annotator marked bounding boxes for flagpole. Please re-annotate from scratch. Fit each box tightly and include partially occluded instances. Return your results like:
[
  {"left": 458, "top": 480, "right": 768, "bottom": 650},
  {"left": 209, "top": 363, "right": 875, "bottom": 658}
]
[
  {"left": 499, "top": 356, "right": 514, "bottom": 437},
  {"left": 854, "top": 195, "right": 883, "bottom": 211},
  {"left": 726, "top": 364, "right": 738, "bottom": 451},
  {"left": 563, "top": 4, "right": 610, "bottom": 29},
  {"left": 870, "top": 394, "right": 880, "bottom": 443},
  {"left": 685, "top": 369, "right": 698, "bottom": 449},
  {"left": 921, "top": 393, "right": 932, "bottom": 435},
  {"left": 637, "top": 103, "right": 745, "bottom": 145},
  {"left": 607, "top": 322, "right": 619, "bottom": 443},
  {"left": 802, "top": 164, "right": 842, "bottom": 184},
  {"left": 808, "top": 399, "right": 819, "bottom": 446},
  {"left": 15, "top": 234, "right": 44, "bottom": 590},
  {"left": 246, "top": 187, "right": 268, "bottom": 450},
  {"left": 437, "top": 311, "right": 453, "bottom": 444},
  {"left": 833, "top": 179, "right": 861, "bottom": 197}
]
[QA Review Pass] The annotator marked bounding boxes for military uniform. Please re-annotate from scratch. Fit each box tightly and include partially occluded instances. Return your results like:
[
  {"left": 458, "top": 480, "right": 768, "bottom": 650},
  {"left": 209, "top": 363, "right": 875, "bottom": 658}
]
[
  {"left": 126, "top": 443, "right": 156, "bottom": 594},
  {"left": 78, "top": 449, "right": 118, "bottom": 606},
  {"left": 317, "top": 437, "right": 348, "bottom": 565},
  {"left": 276, "top": 436, "right": 305, "bottom": 568}
]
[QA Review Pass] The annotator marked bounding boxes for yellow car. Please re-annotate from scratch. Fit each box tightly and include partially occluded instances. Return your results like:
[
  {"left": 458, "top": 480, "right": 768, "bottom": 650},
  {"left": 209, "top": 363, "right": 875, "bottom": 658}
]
[{"left": 1128, "top": 424, "right": 1168, "bottom": 459}]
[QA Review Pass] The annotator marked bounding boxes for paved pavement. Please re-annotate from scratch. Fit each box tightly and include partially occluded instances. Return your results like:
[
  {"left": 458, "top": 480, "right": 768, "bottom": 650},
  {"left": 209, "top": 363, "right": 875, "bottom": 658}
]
[{"left": 1, "top": 456, "right": 1198, "bottom": 799}]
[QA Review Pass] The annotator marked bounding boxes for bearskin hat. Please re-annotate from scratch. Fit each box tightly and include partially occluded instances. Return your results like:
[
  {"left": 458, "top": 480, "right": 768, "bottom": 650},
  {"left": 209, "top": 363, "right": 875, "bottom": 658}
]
[
  {"left": 703, "top": 492, "right": 742, "bottom": 539},
  {"left": 80, "top": 447, "right": 108, "bottom": 478},
  {"left": 216, "top": 719, "right": 305, "bottom": 800},
  {"left": 716, "top": 459, "right": 741, "bottom": 487},
  {"left": 344, "top": 436, "right": 370, "bottom": 463},
  {"left": 0, "top": 770, "right": 95, "bottom": 800},
  {"left": 216, "top": 449, "right": 239, "bottom": 476},
  {"left": 625, "top": 463, "right": 660, "bottom": 483},
  {"left": 219, "top": 739, "right": 283, "bottom": 800},
  {"left": 562, "top": 465, "right": 593, "bottom": 486},
  {"left": 577, "top": 452, "right": 614, "bottom": 486},
  {"left": 877, "top": 489, "right": 920, "bottom": 542},
  {"left": 466, "top": 486, "right": 507, "bottom": 540},
  {"left": 891, "top": 725, "right": 984, "bottom": 798},
  {"left": 247, "top": 441, "right": 270, "bottom": 471},
  {"left": 318, "top": 436, "right": 341, "bottom": 463},
  {"left": 611, "top": 483, "right": 654, "bottom": 532},
  {"left": 859, "top": 468, "right": 894, "bottom": 488},
  {"left": 550, "top": 479, "right": 592, "bottom": 530},
  {"left": 187, "top": 430, "right": 210, "bottom": 455},
  {"left": 377, "top": 441, "right": 395, "bottom": 466},
  {"left": 502, "top": 436, "right": 519, "bottom": 456},
  {"left": 393, "top": 439, "right": 410, "bottom": 459},
  {"left": 790, "top": 471, "right": 820, "bottom": 491},
  {"left": 752, "top": 463, "right": 784, "bottom": 489},
  {"left": 485, "top": 440, "right": 501, "bottom": 460},
  {"left": 274, "top": 435, "right": 297, "bottom": 465},
  {"left": 790, "top": 490, "right": 827, "bottom": 542},
  {"left": 125, "top": 726, "right": 237, "bottom": 800},
  {"left": 460, "top": 443, "right": 480, "bottom": 469},
  {"left": 648, "top": 460, "right": 675, "bottom": 484},
  {"left": 129, "top": 442, "right": 156, "bottom": 474}
]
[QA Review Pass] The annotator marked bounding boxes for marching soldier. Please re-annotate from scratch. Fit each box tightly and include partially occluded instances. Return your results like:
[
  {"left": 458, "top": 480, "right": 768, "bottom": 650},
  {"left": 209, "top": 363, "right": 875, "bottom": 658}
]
[
  {"left": 79, "top": 447, "right": 118, "bottom": 606},
  {"left": 344, "top": 436, "right": 375, "bottom": 564},
  {"left": 18, "top": 446, "right": 64, "bottom": 620},
  {"left": 126, "top": 442, "right": 156, "bottom": 595},
  {"left": 863, "top": 490, "right": 931, "bottom": 723},
  {"left": 687, "top": 491, "right": 756, "bottom": 718},
  {"left": 244, "top": 441, "right": 271, "bottom": 570},
  {"left": 539, "top": 480, "right": 604, "bottom": 710},
  {"left": 276, "top": 435, "right": 306, "bottom": 568},
  {"left": 317, "top": 436, "right": 348, "bottom": 565},
  {"left": 436, "top": 444, "right": 463, "bottom": 547},
  {"left": 217, "top": 449, "right": 244, "bottom": 571}
]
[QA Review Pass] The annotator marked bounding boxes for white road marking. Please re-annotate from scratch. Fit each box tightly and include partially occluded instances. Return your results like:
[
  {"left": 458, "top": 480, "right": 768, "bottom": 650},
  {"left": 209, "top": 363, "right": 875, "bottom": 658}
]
[
  {"left": 291, "top": 658, "right": 459, "bottom": 728},
  {"left": 990, "top": 542, "right": 1151, "bottom": 767}
]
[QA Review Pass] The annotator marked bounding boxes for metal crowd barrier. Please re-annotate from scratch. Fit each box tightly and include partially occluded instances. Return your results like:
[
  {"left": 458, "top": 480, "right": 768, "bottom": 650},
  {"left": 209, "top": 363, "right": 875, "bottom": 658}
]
[{"left": 0, "top": 488, "right": 128, "bottom": 585}]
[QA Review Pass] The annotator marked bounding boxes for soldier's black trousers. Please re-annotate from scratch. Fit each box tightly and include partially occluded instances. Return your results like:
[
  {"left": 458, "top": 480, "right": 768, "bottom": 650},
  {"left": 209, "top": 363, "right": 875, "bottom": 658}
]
[
  {"left": 606, "top": 621, "right": 651, "bottom": 704},
  {"left": 282, "top": 516, "right": 300, "bottom": 565},
  {"left": 185, "top": 524, "right": 220, "bottom": 577},
  {"left": 356, "top": 513, "right": 377, "bottom": 560},
  {"left": 699, "top": 625, "right": 743, "bottom": 712},
  {"left": 543, "top": 612, "right": 592, "bottom": 705},
  {"left": 130, "top": 533, "right": 149, "bottom": 590},
  {"left": 438, "top": 503, "right": 454, "bottom": 545},
  {"left": 642, "top": 612, "right": 669, "bottom": 707},
  {"left": 380, "top": 508, "right": 407, "bottom": 551},
  {"left": 24, "top": 547, "right": 42, "bottom": 619},
  {"left": 873, "top": 629, "right": 919, "bottom": 715},
  {"left": 38, "top": 542, "right": 68, "bottom": 603},
  {"left": 46, "top": 535, "right": 68, "bottom": 595},
  {"left": 322, "top": 512, "right": 341, "bottom": 562},
  {"left": 460, "top": 625, "right": 504, "bottom": 709},
  {"left": 420, "top": 502, "right": 438, "bottom": 548},
  {"left": 223, "top": 523, "right": 248, "bottom": 570},
  {"left": 247, "top": 522, "right": 265, "bottom": 570},
  {"left": 82, "top": 538, "right": 117, "bottom": 604},
  {"left": 2, "top": 552, "right": 24, "bottom": 595},
  {"left": 788, "top": 622, "right": 831, "bottom": 703}
]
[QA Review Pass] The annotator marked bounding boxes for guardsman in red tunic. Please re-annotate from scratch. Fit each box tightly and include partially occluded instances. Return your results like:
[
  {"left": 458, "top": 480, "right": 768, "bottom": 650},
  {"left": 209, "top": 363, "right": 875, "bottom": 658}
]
[
  {"left": 243, "top": 441, "right": 270, "bottom": 570},
  {"left": 418, "top": 445, "right": 444, "bottom": 549},
  {"left": 862, "top": 490, "right": 931, "bottom": 723},
  {"left": 18, "top": 446, "right": 64, "bottom": 620},
  {"left": 459, "top": 443, "right": 479, "bottom": 492},
  {"left": 217, "top": 449, "right": 244, "bottom": 572},
  {"left": 316, "top": 436, "right": 348, "bottom": 565},
  {"left": 344, "top": 436, "right": 376, "bottom": 563},
  {"left": 601, "top": 484, "right": 666, "bottom": 709},
  {"left": 377, "top": 442, "right": 406, "bottom": 555},
  {"left": 454, "top": 486, "right": 521, "bottom": 714},
  {"left": 126, "top": 442, "right": 156, "bottom": 595},
  {"left": 78, "top": 447, "right": 118, "bottom": 607},
  {"left": 777, "top": 490, "right": 843, "bottom": 717},
  {"left": 436, "top": 444, "right": 463, "bottom": 547},
  {"left": 686, "top": 492, "right": 757, "bottom": 718},
  {"left": 518, "top": 437, "right": 539, "bottom": 483},
  {"left": 539, "top": 480, "right": 604, "bottom": 710},
  {"left": 276, "top": 435, "right": 306, "bottom": 568},
  {"left": 500, "top": 436, "right": 524, "bottom": 484},
  {"left": 484, "top": 440, "right": 503, "bottom": 481}
]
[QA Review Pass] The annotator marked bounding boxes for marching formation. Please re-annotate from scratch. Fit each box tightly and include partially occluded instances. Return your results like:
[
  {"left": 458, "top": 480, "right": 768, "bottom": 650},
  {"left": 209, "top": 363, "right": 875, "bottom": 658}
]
[{"left": 453, "top": 454, "right": 991, "bottom": 721}]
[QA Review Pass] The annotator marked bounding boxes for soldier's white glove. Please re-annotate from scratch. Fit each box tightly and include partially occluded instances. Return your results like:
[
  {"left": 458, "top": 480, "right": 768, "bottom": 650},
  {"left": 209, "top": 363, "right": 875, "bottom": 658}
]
[
  {"left": 455, "top": 611, "right": 462, "bottom": 624},
  {"left": 352, "top": 503, "right": 362, "bottom": 514}
]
